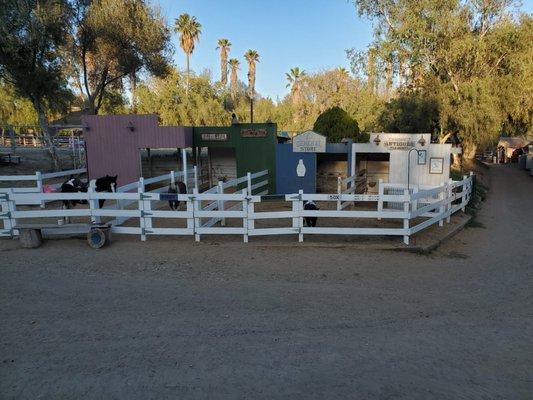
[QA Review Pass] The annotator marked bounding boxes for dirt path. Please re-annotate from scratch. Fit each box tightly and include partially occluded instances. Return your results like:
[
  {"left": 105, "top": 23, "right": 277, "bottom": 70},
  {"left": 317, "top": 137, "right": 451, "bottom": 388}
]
[{"left": 0, "top": 165, "right": 532, "bottom": 399}]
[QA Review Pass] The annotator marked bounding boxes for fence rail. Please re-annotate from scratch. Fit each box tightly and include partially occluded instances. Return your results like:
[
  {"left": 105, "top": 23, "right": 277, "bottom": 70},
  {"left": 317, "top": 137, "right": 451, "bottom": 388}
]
[{"left": 1, "top": 171, "right": 473, "bottom": 245}]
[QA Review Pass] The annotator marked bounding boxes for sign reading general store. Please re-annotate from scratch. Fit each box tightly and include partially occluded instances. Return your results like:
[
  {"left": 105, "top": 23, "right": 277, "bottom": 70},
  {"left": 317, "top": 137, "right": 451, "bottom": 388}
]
[
  {"left": 201, "top": 133, "right": 228, "bottom": 141},
  {"left": 293, "top": 131, "right": 326, "bottom": 153},
  {"left": 241, "top": 128, "right": 267, "bottom": 138}
]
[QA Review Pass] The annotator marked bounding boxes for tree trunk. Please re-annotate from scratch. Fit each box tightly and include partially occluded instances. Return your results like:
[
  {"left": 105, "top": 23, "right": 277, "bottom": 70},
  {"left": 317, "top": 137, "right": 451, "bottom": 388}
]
[
  {"left": 186, "top": 54, "right": 190, "bottom": 95},
  {"left": 33, "top": 98, "right": 61, "bottom": 171},
  {"left": 462, "top": 142, "right": 477, "bottom": 160},
  {"left": 130, "top": 72, "right": 137, "bottom": 113}
]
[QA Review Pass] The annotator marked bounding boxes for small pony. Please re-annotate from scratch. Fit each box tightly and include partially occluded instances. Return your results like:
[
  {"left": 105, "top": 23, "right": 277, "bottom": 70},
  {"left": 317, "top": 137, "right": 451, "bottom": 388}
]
[
  {"left": 60, "top": 174, "right": 117, "bottom": 209},
  {"left": 167, "top": 181, "right": 187, "bottom": 210},
  {"left": 303, "top": 200, "right": 319, "bottom": 227}
]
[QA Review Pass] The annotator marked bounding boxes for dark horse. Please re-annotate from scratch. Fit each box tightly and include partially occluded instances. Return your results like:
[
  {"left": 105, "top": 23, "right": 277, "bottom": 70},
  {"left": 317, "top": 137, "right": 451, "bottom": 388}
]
[
  {"left": 61, "top": 175, "right": 118, "bottom": 209},
  {"left": 303, "top": 200, "right": 319, "bottom": 227},
  {"left": 167, "top": 181, "right": 187, "bottom": 210}
]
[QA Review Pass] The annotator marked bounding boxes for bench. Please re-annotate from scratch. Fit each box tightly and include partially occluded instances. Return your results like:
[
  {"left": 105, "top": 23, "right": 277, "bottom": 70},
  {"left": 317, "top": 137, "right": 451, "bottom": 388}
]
[{"left": 14, "top": 223, "right": 111, "bottom": 249}]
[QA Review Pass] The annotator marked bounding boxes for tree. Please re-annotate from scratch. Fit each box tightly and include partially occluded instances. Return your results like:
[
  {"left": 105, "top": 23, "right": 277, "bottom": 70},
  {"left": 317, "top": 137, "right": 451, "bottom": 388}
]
[
  {"left": 228, "top": 58, "right": 240, "bottom": 100},
  {"left": 352, "top": 0, "right": 532, "bottom": 159},
  {"left": 68, "top": 0, "right": 171, "bottom": 115},
  {"left": 244, "top": 49, "right": 259, "bottom": 99},
  {"left": 0, "top": 81, "right": 38, "bottom": 128},
  {"left": 0, "top": 0, "right": 72, "bottom": 169},
  {"left": 216, "top": 38, "right": 231, "bottom": 85},
  {"left": 313, "top": 106, "right": 368, "bottom": 143},
  {"left": 174, "top": 13, "right": 201, "bottom": 94},
  {"left": 378, "top": 92, "right": 439, "bottom": 133},
  {"left": 285, "top": 67, "right": 306, "bottom": 104}
]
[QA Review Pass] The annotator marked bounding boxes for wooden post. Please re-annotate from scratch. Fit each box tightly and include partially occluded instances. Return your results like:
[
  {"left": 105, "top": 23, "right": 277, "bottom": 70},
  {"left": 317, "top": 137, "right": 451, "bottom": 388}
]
[
  {"left": 35, "top": 171, "right": 44, "bottom": 208},
  {"left": 88, "top": 179, "right": 100, "bottom": 224},
  {"left": 242, "top": 189, "right": 248, "bottom": 243},
  {"left": 403, "top": 189, "right": 410, "bottom": 245},
  {"left": 247, "top": 194, "right": 255, "bottom": 241},
  {"left": 193, "top": 188, "right": 200, "bottom": 242},
  {"left": 194, "top": 165, "right": 198, "bottom": 192},
  {"left": 182, "top": 148, "right": 188, "bottom": 185},
  {"left": 186, "top": 191, "right": 194, "bottom": 234},
  {"left": 377, "top": 179, "right": 384, "bottom": 220},
  {"left": 447, "top": 179, "right": 452, "bottom": 223},
  {"left": 298, "top": 190, "right": 304, "bottom": 243},
  {"left": 412, "top": 186, "right": 419, "bottom": 216},
  {"left": 247, "top": 172, "right": 252, "bottom": 195},
  {"left": 438, "top": 182, "right": 446, "bottom": 227},
  {"left": 337, "top": 176, "right": 341, "bottom": 211},
  {"left": 138, "top": 177, "right": 146, "bottom": 241},
  {"left": 217, "top": 181, "right": 225, "bottom": 226},
  {"left": 1, "top": 189, "right": 17, "bottom": 236},
  {"left": 170, "top": 170, "right": 175, "bottom": 187}
]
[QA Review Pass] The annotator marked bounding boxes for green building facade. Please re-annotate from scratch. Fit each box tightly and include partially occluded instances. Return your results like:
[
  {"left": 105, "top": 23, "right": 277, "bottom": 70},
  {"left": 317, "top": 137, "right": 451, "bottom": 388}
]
[{"left": 193, "top": 123, "right": 277, "bottom": 194}]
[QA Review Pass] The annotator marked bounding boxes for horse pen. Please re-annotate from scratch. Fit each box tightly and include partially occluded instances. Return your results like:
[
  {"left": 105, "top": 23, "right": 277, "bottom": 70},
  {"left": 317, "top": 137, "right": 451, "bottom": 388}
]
[{"left": 1, "top": 164, "right": 474, "bottom": 248}]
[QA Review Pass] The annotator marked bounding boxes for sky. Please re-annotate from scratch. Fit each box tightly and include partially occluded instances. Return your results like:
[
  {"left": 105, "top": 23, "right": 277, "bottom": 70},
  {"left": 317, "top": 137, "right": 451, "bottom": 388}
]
[{"left": 154, "top": 0, "right": 374, "bottom": 100}]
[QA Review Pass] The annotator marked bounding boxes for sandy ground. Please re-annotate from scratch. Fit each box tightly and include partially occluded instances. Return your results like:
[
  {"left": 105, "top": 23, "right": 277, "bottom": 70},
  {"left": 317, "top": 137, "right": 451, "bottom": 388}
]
[{"left": 0, "top": 164, "right": 532, "bottom": 399}]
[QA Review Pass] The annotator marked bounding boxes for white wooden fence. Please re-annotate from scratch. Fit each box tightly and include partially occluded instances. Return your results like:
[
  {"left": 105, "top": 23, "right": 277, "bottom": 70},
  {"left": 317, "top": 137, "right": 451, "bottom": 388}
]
[
  {"left": 0, "top": 172, "right": 473, "bottom": 245},
  {"left": 0, "top": 168, "right": 87, "bottom": 208}
]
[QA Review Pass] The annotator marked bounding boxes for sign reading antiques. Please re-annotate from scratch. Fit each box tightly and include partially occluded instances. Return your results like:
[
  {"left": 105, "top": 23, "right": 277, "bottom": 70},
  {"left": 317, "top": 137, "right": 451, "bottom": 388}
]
[
  {"left": 201, "top": 133, "right": 228, "bottom": 141},
  {"left": 293, "top": 131, "right": 326, "bottom": 153},
  {"left": 383, "top": 137, "right": 415, "bottom": 150},
  {"left": 241, "top": 128, "right": 268, "bottom": 138}
]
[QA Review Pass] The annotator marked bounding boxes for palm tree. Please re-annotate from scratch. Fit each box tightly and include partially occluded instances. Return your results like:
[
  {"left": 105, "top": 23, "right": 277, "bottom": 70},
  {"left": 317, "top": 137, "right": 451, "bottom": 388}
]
[
  {"left": 174, "top": 13, "right": 201, "bottom": 93},
  {"left": 285, "top": 67, "right": 306, "bottom": 104},
  {"left": 216, "top": 38, "right": 231, "bottom": 85},
  {"left": 228, "top": 58, "right": 240, "bottom": 100},
  {"left": 244, "top": 49, "right": 259, "bottom": 99}
]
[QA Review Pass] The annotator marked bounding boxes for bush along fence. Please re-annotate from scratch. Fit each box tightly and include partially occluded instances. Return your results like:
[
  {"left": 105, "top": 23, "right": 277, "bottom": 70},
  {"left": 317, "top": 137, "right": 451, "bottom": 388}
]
[{"left": 0, "top": 170, "right": 473, "bottom": 245}]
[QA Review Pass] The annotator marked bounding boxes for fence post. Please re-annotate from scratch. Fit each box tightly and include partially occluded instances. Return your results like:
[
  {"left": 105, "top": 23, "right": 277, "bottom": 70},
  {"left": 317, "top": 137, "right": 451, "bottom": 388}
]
[
  {"left": 247, "top": 194, "right": 255, "bottom": 241},
  {"left": 193, "top": 188, "right": 200, "bottom": 242},
  {"left": 194, "top": 165, "right": 199, "bottom": 192},
  {"left": 137, "top": 178, "right": 146, "bottom": 241},
  {"left": 35, "top": 171, "right": 45, "bottom": 208},
  {"left": 170, "top": 170, "right": 175, "bottom": 187},
  {"left": 403, "top": 189, "right": 410, "bottom": 245},
  {"left": 412, "top": 186, "right": 419, "bottom": 216},
  {"left": 88, "top": 179, "right": 100, "bottom": 224},
  {"left": 143, "top": 183, "right": 152, "bottom": 240},
  {"left": 186, "top": 190, "right": 195, "bottom": 235},
  {"left": 217, "top": 181, "right": 225, "bottom": 226},
  {"left": 337, "top": 177, "right": 341, "bottom": 210},
  {"left": 298, "top": 190, "right": 304, "bottom": 243},
  {"left": 242, "top": 189, "right": 248, "bottom": 243},
  {"left": 247, "top": 172, "right": 252, "bottom": 195},
  {"left": 438, "top": 182, "right": 446, "bottom": 227},
  {"left": 1, "top": 189, "right": 17, "bottom": 236},
  {"left": 377, "top": 179, "right": 384, "bottom": 219},
  {"left": 447, "top": 179, "right": 453, "bottom": 223}
]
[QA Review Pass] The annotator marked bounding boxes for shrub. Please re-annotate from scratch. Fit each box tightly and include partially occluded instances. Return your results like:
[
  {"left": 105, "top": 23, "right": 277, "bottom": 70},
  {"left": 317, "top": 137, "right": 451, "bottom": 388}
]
[{"left": 313, "top": 107, "right": 368, "bottom": 143}]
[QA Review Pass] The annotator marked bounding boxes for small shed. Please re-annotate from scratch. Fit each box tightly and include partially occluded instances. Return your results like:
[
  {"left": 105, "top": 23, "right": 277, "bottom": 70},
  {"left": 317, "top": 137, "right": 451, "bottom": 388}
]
[
  {"left": 497, "top": 137, "right": 530, "bottom": 162},
  {"left": 192, "top": 123, "right": 277, "bottom": 193},
  {"left": 275, "top": 131, "right": 353, "bottom": 194},
  {"left": 351, "top": 133, "right": 452, "bottom": 191},
  {"left": 82, "top": 114, "right": 192, "bottom": 187}
]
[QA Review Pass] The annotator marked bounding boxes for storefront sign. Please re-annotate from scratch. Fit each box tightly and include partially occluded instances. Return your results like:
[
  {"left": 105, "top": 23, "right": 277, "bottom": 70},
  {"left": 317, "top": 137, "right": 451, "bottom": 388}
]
[
  {"left": 383, "top": 137, "right": 415, "bottom": 150},
  {"left": 293, "top": 131, "right": 326, "bottom": 153},
  {"left": 241, "top": 128, "right": 267, "bottom": 138},
  {"left": 201, "top": 133, "right": 228, "bottom": 141}
]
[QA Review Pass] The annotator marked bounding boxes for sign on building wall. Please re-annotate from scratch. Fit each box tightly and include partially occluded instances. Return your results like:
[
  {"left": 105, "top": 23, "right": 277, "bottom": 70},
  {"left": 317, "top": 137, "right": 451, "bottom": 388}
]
[
  {"left": 241, "top": 128, "right": 267, "bottom": 138},
  {"left": 383, "top": 137, "right": 415, "bottom": 150},
  {"left": 293, "top": 131, "right": 326, "bottom": 153},
  {"left": 201, "top": 133, "right": 228, "bottom": 141}
]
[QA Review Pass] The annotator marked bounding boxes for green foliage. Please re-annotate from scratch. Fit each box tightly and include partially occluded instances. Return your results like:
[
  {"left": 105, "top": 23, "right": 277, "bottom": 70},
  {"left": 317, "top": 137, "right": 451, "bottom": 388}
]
[
  {"left": 351, "top": 0, "right": 533, "bottom": 158},
  {"left": 0, "top": 82, "right": 38, "bottom": 126},
  {"left": 70, "top": 0, "right": 172, "bottom": 114},
  {"left": 313, "top": 106, "right": 368, "bottom": 143},
  {"left": 378, "top": 92, "right": 439, "bottom": 133}
]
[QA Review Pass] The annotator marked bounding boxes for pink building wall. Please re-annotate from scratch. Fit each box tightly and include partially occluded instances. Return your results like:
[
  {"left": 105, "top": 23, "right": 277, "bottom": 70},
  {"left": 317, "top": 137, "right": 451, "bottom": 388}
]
[{"left": 82, "top": 114, "right": 192, "bottom": 187}]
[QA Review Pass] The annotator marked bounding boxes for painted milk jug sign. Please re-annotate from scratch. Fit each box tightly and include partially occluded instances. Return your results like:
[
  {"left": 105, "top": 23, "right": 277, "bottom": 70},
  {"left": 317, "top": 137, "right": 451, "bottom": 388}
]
[{"left": 293, "top": 131, "right": 326, "bottom": 153}]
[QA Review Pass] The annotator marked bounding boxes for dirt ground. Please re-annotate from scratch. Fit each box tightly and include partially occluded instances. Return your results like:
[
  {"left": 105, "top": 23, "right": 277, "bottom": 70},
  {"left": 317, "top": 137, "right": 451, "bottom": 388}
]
[{"left": 1, "top": 163, "right": 532, "bottom": 399}]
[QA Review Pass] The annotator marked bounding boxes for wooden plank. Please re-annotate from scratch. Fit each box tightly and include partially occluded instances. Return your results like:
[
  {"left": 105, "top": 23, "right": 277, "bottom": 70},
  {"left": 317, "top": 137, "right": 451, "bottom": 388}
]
[
  {"left": 248, "top": 227, "right": 298, "bottom": 236},
  {"left": 196, "top": 227, "right": 246, "bottom": 235},
  {"left": 300, "top": 210, "right": 408, "bottom": 219},
  {"left": 301, "top": 227, "right": 407, "bottom": 236},
  {"left": 249, "top": 211, "right": 296, "bottom": 220}
]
